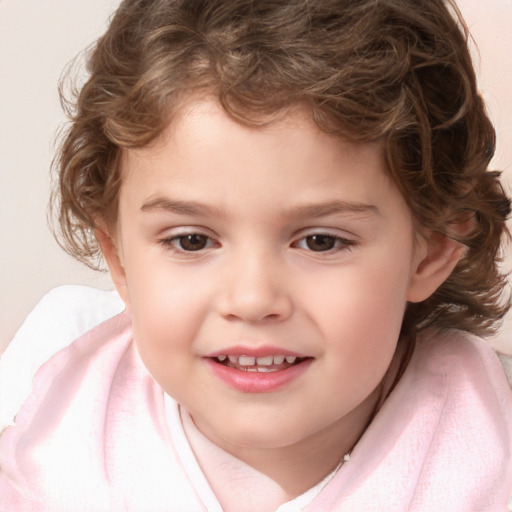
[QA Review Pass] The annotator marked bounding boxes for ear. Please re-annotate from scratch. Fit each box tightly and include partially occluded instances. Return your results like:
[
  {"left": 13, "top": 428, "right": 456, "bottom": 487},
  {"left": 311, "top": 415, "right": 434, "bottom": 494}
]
[
  {"left": 407, "top": 230, "right": 465, "bottom": 303},
  {"left": 95, "top": 228, "right": 130, "bottom": 309}
]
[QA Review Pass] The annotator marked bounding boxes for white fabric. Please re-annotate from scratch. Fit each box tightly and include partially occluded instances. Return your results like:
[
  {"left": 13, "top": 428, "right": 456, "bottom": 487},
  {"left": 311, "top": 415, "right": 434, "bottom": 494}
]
[
  {"left": 0, "top": 285, "right": 124, "bottom": 432},
  {"left": 165, "top": 396, "right": 343, "bottom": 512}
]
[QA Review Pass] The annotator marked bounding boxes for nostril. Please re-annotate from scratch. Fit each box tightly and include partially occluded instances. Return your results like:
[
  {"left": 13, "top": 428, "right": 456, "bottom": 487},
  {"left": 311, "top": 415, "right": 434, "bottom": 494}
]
[{"left": 263, "top": 313, "right": 281, "bottom": 321}]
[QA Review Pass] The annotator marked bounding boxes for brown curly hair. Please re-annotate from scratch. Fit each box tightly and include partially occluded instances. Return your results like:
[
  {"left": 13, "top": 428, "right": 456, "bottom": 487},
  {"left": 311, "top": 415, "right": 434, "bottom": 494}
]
[{"left": 52, "top": 0, "right": 510, "bottom": 337}]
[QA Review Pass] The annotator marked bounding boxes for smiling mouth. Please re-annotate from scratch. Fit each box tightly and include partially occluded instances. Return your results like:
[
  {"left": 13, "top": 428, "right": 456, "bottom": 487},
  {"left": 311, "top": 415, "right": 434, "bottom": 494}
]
[{"left": 212, "top": 354, "right": 309, "bottom": 372}]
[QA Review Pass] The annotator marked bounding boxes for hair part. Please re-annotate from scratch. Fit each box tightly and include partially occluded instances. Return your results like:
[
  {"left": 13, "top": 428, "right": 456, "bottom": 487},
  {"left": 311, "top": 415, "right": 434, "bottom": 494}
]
[{"left": 51, "top": 0, "right": 511, "bottom": 337}]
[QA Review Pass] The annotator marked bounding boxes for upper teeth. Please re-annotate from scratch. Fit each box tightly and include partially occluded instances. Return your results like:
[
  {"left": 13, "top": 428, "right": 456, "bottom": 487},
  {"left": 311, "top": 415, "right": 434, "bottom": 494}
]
[{"left": 218, "top": 355, "right": 297, "bottom": 365}]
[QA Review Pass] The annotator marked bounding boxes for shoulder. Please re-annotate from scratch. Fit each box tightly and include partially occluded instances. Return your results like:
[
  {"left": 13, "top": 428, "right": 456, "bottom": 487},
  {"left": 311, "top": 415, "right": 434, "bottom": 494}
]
[
  {"left": 411, "top": 329, "right": 512, "bottom": 422},
  {"left": 380, "top": 331, "right": 512, "bottom": 508},
  {"left": 0, "top": 285, "right": 125, "bottom": 431},
  {"left": 8, "top": 284, "right": 125, "bottom": 349},
  {"left": 0, "top": 308, "right": 134, "bottom": 464},
  {"left": 411, "top": 329, "right": 512, "bottom": 470},
  {"left": 415, "top": 329, "right": 511, "bottom": 395},
  {"left": 0, "top": 309, "right": 203, "bottom": 511}
]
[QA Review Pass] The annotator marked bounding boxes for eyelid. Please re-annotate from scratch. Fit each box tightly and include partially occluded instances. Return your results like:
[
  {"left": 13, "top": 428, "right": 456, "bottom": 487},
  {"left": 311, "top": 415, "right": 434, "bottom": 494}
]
[
  {"left": 292, "top": 226, "right": 358, "bottom": 241},
  {"left": 291, "top": 229, "right": 358, "bottom": 253},
  {"left": 157, "top": 225, "right": 218, "bottom": 240},
  {"left": 158, "top": 227, "right": 220, "bottom": 255}
]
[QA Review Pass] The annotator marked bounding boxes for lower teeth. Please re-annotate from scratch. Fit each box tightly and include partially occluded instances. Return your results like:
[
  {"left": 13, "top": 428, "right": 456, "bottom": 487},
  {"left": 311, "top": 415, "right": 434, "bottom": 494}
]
[{"left": 241, "top": 367, "right": 277, "bottom": 373}]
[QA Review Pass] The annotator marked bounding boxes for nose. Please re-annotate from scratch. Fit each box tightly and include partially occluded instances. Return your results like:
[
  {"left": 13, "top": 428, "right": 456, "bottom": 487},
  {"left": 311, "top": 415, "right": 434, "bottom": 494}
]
[{"left": 216, "top": 249, "right": 293, "bottom": 323}]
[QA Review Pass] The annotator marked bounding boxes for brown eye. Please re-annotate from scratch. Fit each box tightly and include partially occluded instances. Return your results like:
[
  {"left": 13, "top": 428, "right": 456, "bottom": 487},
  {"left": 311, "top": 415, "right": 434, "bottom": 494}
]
[
  {"left": 304, "top": 234, "right": 337, "bottom": 251},
  {"left": 176, "top": 234, "right": 210, "bottom": 251},
  {"left": 293, "top": 233, "right": 355, "bottom": 254}
]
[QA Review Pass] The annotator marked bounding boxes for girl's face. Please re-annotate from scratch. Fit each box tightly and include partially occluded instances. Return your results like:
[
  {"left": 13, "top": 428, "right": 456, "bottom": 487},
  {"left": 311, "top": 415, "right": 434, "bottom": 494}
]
[{"left": 105, "top": 99, "right": 446, "bottom": 463}]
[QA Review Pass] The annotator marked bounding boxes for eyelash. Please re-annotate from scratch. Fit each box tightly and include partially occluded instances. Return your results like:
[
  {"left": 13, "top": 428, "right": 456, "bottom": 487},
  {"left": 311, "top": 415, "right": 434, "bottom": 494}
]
[
  {"left": 159, "top": 231, "right": 356, "bottom": 255},
  {"left": 160, "top": 233, "right": 217, "bottom": 254},
  {"left": 292, "top": 234, "right": 356, "bottom": 253}
]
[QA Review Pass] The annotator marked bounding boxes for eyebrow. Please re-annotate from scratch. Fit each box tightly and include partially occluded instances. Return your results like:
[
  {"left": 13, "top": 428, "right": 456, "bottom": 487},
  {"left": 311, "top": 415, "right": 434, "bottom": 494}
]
[
  {"left": 140, "top": 197, "right": 379, "bottom": 219},
  {"left": 286, "top": 200, "right": 380, "bottom": 219},
  {"left": 141, "top": 198, "right": 223, "bottom": 217}
]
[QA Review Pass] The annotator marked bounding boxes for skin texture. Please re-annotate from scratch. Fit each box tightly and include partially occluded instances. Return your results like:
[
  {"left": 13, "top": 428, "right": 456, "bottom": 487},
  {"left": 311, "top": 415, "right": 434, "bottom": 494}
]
[{"left": 98, "top": 99, "right": 463, "bottom": 498}]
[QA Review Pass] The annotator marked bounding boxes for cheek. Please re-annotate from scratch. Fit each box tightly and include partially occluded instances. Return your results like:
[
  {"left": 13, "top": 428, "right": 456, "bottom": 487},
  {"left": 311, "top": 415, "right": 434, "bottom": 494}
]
[
  {"left": 311, "top": 259, "right": 410, "bottom": 329},
  {"left": 131, "top": 283, "right": 201, "bottom": 346},
  {"left": 309, "top": 258, "right": 411, "bottom": 368},
  {"left": 124, "top": 260, "right": 210, "bottom": 378},
  {"left": 129, "top": 289, "right": 204, "bottom": 399}
]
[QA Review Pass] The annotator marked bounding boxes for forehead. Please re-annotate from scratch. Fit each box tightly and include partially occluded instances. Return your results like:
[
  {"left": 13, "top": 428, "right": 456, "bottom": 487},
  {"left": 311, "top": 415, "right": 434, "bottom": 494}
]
[
  {"left": 122, "top": 98, "right": 386, "bottom": 178},
  {"left": 118, "top": 98, "right": 407, "bottom": 223}
]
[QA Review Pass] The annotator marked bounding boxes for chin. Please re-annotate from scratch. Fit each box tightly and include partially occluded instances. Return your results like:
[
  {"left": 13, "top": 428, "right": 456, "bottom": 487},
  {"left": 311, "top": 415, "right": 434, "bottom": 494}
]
[{"left": 202, "top": 414, "right": 310, "bottom": 451}]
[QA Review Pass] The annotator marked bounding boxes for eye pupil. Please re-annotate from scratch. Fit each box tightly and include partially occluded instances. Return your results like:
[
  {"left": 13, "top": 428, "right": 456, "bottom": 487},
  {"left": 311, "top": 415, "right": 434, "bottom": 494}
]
[
  {"left": 306, "top": 235, "right": 336, "bottom": 251},
  {"left": 179, "top": 234, "right": 208, "bottom": 251}
]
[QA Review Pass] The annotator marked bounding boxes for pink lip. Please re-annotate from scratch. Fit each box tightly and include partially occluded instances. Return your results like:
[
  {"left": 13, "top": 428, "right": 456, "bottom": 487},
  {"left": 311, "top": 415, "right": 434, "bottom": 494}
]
[{"left": 205, "top": 357, "right": 312, "bottom": 393}]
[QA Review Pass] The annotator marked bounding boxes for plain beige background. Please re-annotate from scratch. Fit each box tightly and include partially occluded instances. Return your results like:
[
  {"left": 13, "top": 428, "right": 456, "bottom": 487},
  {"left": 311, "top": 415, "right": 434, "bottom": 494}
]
[{"left": 1, "top": 0, "right": 511, "bottom": 354}]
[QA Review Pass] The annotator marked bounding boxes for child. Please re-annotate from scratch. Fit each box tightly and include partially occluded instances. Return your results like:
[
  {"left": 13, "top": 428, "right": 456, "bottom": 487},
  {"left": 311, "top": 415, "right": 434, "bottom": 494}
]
[{"left": 1, "top": 0, "right": 511, "bottom": 510}]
